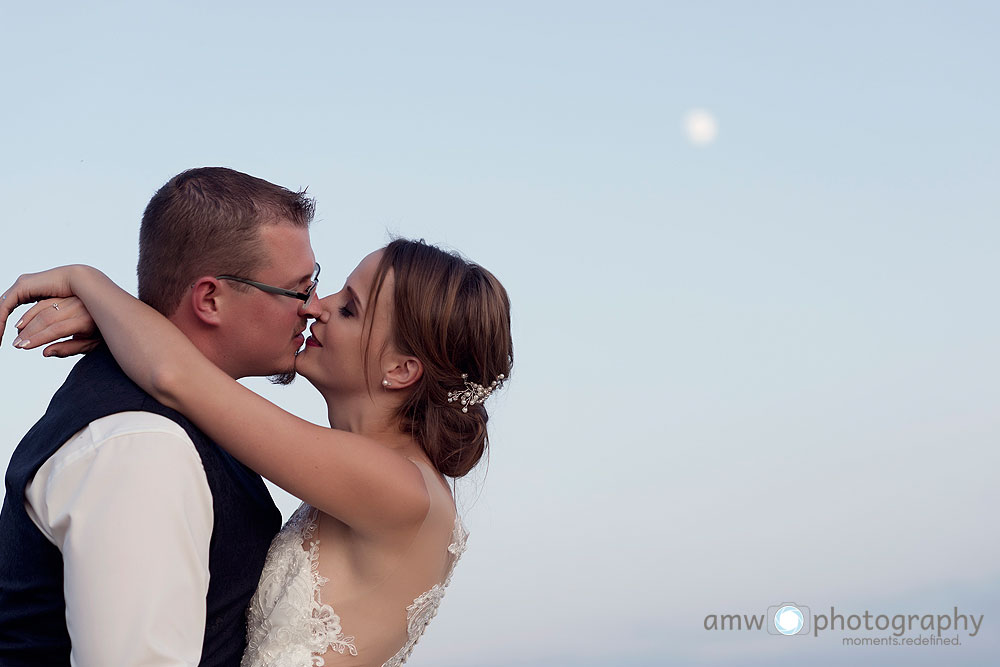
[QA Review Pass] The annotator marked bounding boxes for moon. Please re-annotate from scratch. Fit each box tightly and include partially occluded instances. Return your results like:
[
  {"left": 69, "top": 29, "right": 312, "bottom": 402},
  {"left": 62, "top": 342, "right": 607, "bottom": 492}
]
[{"left": 683, "top": 109, "right": 718, "bottom": 146}]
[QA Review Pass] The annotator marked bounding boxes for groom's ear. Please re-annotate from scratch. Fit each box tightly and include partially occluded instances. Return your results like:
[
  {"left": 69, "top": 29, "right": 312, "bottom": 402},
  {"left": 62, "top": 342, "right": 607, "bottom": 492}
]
[{"left": 188, "top": 277, "right": 224, "bottom": 326}]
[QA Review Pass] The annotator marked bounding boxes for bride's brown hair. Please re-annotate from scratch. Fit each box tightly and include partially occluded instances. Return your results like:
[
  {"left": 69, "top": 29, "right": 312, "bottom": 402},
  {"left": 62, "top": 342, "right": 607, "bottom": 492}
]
[{"left": 364, "top": 239, "right": 513, "bottom": 478}]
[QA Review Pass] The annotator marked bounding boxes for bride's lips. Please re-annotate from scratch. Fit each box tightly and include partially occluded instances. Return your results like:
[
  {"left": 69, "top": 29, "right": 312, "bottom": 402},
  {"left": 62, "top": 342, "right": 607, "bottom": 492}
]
[{"left": 306, "top": 324, "right": 323, "bottom": 348}]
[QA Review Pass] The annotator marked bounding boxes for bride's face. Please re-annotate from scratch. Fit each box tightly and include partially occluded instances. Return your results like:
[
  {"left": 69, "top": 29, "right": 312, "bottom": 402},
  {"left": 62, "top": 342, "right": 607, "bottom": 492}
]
[{"left": 295, "top": 250, "right": 395, "bottom": 395}]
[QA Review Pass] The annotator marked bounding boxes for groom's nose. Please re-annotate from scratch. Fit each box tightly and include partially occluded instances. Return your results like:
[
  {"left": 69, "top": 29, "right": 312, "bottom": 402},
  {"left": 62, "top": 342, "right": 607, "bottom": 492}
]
[{"left": 299, "top": 293, "right": 324, "bottom": 320}]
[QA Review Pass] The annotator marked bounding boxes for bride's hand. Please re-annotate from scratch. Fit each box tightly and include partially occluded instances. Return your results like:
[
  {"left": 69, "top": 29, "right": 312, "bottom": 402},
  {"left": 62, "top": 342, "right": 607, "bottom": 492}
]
[
  {"left": 11, "top": 297, "right": 102, "bottom": 356},
  {"left": 1, "top": 265, "right": 91, "bottom": 348}
]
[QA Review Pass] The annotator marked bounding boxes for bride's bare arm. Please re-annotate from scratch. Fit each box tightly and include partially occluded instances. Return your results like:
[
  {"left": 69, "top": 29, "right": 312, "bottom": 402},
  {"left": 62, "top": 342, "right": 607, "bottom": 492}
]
[{"left": 1, "top": 266, "right": 429, "bottom": 532}]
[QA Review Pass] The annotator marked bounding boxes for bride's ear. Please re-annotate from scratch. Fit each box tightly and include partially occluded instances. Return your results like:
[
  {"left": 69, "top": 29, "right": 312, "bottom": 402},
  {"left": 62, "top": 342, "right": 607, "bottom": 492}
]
[{"left": 382, "top": 357, "right": 423, "bottom": 390}]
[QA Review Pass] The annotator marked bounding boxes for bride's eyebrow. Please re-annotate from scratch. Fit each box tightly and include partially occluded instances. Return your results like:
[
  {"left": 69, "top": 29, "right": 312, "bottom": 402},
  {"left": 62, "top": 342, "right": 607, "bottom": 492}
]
[{"left": 346, "top": 285, "right": 364, "bottom": 312}]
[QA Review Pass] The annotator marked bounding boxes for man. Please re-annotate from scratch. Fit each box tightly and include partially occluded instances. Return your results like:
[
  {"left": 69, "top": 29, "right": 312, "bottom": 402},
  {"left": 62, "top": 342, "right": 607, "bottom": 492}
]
[{"left": 0, "top": 167, "right": 323, "bottom": 666}]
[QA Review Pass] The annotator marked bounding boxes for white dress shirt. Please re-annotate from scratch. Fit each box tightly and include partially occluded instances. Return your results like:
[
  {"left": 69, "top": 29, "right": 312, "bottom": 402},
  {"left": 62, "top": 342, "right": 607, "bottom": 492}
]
[{"left": 25, "top": 411, "right": 214, "bottom": 667}]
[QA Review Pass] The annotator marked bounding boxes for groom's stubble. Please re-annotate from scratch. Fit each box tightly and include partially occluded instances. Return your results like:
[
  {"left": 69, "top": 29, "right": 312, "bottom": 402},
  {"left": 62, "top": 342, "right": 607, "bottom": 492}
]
[{"left": 269, "top": 370, "right": 297, "bottom": 386}]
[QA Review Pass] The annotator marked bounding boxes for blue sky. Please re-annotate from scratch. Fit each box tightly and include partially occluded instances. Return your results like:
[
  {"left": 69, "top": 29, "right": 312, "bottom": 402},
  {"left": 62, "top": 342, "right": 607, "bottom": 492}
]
[{"left": 2, "top": 2, "right": 998, "bottom": 664}]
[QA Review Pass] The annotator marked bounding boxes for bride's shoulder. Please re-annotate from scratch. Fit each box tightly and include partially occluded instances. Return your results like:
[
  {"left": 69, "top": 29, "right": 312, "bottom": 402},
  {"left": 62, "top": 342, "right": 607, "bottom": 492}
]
[
  {"left": 403, "top": 457, "right": 465, "bottom": 547},
  {"left": 404, "top": 456, "right": 455, "bottom": 505}
]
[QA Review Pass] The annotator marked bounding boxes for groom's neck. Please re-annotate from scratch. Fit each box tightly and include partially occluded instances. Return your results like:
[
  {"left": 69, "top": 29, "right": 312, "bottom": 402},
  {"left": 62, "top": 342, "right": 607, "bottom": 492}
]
[{"left": 167, "top": 311, "right": 243, "bottom": 380}]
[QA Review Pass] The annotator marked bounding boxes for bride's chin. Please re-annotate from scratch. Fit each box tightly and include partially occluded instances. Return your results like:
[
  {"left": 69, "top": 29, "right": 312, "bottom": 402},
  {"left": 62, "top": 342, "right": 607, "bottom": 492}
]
[
  {"left": 295, "top": 354, "right": 330, "bottom": 388},
  {"left": 293, "top": 352, "right": 312, "bottom": 375}
]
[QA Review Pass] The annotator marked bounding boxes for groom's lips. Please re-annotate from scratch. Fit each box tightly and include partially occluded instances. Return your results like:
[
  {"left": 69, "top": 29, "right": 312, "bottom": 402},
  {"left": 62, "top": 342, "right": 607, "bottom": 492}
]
[{"left": 293, "top": 333, "right": 305, "bottom": 348}]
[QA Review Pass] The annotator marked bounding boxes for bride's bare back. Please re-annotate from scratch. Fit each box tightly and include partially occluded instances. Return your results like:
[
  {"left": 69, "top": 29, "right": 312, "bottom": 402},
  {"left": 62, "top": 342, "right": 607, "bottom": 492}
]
[{"left": 243, "top": 459, "right": 466, "bottom": 667}]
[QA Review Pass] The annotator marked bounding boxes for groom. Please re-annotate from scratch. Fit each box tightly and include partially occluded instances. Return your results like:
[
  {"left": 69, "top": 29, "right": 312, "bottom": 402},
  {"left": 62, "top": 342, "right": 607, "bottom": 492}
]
[{"left": 0, "top": 168, "right": 323, "bottom": 666}]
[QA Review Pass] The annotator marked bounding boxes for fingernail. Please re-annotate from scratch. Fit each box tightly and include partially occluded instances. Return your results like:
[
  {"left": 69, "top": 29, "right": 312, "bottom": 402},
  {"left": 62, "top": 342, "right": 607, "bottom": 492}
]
[
  {"left": 14, "top": 319, "right": 23, "bottom": 329},
  {"left": 12, "top": 337, "right": 22, "bottom": 347}
]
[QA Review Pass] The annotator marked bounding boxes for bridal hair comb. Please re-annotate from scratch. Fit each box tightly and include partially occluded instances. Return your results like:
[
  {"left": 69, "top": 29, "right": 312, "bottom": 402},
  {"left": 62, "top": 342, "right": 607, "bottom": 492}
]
[{"left": 447, "top": 373, "right": 505, "bottom": 413}]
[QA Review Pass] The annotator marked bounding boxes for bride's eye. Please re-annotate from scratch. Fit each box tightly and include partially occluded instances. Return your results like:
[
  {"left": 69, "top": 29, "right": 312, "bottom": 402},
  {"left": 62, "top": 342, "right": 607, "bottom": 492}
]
[{"left": 339, "top": 304, "right": 354, "bottom": 318}]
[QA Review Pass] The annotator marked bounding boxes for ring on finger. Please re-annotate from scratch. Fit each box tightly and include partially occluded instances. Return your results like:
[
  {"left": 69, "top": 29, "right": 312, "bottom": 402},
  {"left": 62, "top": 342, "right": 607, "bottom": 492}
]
[{"left": 53, "top": 303, "right": 60, "bottom": 311}]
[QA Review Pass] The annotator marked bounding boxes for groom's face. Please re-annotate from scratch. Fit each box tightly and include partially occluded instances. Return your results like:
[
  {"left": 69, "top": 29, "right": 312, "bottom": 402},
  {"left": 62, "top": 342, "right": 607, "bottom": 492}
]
[{"left": 221, "top": 222, "right": 322, "bottom": 379}]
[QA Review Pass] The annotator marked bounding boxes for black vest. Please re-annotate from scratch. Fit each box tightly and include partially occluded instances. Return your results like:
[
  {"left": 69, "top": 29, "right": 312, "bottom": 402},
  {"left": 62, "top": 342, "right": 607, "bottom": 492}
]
[{"left": 0, "top": 346, "right": 281, "bottom": 666}]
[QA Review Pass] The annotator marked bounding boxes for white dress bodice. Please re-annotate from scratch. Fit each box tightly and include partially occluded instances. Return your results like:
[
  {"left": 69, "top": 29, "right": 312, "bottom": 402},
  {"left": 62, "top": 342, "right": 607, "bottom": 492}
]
[{"left": 242, "top": 502, "right": 467, "bottom": 667}]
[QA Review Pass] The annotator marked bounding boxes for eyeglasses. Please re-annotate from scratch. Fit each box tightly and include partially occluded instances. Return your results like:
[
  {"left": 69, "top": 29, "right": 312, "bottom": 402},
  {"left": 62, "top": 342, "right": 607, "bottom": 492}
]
[{"left": 216, "top": 262, "right": 321, "bottom": 305}]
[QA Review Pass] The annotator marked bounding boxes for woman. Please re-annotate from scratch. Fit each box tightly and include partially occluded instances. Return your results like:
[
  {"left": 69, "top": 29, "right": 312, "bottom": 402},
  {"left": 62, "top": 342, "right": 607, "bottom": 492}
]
[{"left": 1, "top": 239, "right": 512, "bottom": 667}]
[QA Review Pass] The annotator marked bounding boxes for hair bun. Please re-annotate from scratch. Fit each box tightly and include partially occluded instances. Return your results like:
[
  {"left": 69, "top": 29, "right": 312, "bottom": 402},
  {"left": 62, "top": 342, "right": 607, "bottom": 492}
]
[{"left": 369, "top": 239, "right": 512, "bottom": 478}]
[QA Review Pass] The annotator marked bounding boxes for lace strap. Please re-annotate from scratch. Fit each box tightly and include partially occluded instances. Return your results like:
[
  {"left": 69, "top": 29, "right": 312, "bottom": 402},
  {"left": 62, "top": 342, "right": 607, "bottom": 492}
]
[
  {"left": 382, "top": 514, "right": 469, "bottom": 667},
  {"left": 301, "top": 506, "right": 358, "bottom": 658}
]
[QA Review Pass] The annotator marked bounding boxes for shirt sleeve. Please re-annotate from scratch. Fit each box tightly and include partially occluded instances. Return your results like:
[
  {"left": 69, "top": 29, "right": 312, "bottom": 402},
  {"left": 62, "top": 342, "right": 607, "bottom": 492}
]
[{"left": 26, "top": 412, "right": 214, "bottom": 667}]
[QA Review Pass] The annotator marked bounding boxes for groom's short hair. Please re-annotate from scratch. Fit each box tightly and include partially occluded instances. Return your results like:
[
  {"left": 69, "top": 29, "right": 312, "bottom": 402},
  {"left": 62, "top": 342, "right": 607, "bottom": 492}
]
[{"left": 138, "top": 167, "right": 314, "bottom": 316}]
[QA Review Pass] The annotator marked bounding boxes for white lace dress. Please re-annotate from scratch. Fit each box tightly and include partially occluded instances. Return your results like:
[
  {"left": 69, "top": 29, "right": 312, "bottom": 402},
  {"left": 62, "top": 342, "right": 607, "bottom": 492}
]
[{"left": 242, "top": 504, "right": 468, "bottom": 667}]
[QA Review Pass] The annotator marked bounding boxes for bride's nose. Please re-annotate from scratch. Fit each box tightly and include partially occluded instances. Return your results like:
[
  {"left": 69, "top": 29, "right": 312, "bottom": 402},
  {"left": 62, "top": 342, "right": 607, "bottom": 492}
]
[{"left": 310, "top": 294, "right": 333, "bottom": 323}]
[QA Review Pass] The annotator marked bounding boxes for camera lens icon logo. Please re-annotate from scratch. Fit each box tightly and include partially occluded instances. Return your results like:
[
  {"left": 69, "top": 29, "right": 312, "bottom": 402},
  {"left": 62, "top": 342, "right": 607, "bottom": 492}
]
[
  {"left": 766, "top": 603, "right": 811, "bottom": 636},
  {"left": 774, "top": 606, "right": 803, "bottom": 635}
]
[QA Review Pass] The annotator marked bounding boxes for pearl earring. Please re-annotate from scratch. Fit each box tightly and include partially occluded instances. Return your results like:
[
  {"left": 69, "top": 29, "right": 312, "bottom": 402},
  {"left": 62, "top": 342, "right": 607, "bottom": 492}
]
[{"left": 382, "top": 379, "right": 391, "bottom": 387}]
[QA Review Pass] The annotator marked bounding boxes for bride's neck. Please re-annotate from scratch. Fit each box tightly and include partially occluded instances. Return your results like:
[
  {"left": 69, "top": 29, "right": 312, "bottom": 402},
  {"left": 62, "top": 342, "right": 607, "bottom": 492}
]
[{"left": 323, "top": 392, "right": 418, "bottom": 453}]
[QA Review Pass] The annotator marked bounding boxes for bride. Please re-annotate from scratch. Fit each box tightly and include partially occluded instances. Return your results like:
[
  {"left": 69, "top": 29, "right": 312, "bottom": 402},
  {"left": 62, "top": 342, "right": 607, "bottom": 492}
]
[{"left": 1, "top": 239, "right": 512, "bottom": 666}]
